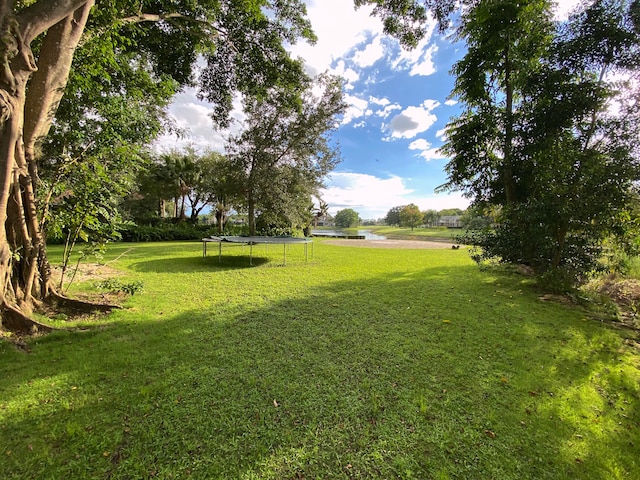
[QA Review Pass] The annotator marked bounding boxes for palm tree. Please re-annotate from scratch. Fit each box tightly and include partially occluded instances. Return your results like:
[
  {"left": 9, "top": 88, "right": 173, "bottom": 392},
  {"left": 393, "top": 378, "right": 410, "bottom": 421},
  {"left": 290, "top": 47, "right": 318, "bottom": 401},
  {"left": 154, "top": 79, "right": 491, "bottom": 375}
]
[{"left": 313, "top": 200, "right": 329, "bottom": 227}]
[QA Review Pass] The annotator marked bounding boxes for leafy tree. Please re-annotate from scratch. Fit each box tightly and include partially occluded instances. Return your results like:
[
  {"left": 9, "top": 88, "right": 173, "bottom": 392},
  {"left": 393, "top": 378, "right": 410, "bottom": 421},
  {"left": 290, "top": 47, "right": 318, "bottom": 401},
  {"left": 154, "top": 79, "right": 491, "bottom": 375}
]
[
  {"left": 440, "top": 0, "right": 640, "bottom": 284},
  {"left": 334, "top": 208, "right": 361, "bottom": 228},
  {"left": 44, "top": 157, "right": 131, "bottom": 291},
  {"left": 226, "top": 73, "right": 346, "bottom": 236},
  {"left": 1, "top": 0, "right": 315, "bottom": 328},
  {"left": 438, "top": 208, "right": 464, "bottom": 217},
  {"left": 399, "top": 203, "right": 423, "bottom": 230},
  {"left": 385, "top": 206, "right": 404, "bottom": 226},
  {"left": 422, "top": 209, "right": 439, "bottom": 227},
  {"left": 165, "top": 149, "right": 230, "bottom": 223},
  {"left": 360, "top": 0, "right": 640, "bottom": 286},
  {"left": 459, "top": 207, "right": 492, "bottom": 230}
]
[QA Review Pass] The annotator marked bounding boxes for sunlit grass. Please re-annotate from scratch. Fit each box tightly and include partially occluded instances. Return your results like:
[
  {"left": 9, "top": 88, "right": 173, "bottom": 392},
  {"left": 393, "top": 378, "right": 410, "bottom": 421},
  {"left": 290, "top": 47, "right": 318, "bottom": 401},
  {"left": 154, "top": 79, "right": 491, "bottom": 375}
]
[{"left": 1, "top": 240, "right": 639, "bottom": 479}]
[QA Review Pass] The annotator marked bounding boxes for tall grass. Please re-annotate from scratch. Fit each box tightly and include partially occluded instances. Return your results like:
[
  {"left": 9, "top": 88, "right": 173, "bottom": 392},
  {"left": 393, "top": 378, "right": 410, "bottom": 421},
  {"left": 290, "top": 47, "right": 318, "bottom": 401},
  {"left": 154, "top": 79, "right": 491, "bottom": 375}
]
[{"left": 1, "top": 240, "right": 638, "bottom": 479}]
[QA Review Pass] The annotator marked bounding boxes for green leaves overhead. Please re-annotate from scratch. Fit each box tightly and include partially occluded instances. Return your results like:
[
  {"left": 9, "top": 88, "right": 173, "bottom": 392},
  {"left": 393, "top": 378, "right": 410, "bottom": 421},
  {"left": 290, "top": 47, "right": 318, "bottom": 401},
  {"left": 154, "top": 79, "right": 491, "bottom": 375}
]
[{"left": 354, "top": 0, "right": 444, "bottom": 44}]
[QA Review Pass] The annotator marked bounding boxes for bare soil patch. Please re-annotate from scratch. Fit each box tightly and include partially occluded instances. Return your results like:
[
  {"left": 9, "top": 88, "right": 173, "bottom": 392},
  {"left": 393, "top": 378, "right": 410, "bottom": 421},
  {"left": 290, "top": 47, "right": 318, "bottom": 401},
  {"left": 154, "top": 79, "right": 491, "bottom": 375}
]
[
  {"left": 323, "top": 239, "right": 458, "bottom": 249},
  {"left": 50, "top": 262, "right": 122, "bottom": 286}
]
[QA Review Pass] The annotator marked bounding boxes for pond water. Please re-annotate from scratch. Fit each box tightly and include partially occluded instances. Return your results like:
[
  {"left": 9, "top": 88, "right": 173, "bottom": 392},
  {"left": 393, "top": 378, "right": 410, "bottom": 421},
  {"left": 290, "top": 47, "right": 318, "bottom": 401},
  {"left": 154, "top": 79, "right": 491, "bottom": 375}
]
[{"left": 311, "top": 229, "right": 386, "bottom": 240}]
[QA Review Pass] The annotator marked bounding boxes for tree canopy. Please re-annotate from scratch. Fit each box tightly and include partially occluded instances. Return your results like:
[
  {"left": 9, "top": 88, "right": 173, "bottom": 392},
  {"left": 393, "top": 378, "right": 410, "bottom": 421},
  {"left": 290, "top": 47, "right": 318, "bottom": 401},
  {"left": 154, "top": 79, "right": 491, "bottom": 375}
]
[
  {"left": 440, "top": 0, "right": 640, "bottom": 283},
  {"left": 334, "top": 208, "right": 361, "bottom": 228},
  {"left": 385, "top": 206, "right": 404, "bottom": 226},
  {"left": 0, "top": 0, "right": 318, "bottom": 328},
  {"left": 399, "top": 204, "right": 423, "bottom": 230},
  {"left": 362, "top": 0, "right": 640, "bottom": 286},
  {"left": 226, "top": 73, "right": 346, "bottom": 236}
]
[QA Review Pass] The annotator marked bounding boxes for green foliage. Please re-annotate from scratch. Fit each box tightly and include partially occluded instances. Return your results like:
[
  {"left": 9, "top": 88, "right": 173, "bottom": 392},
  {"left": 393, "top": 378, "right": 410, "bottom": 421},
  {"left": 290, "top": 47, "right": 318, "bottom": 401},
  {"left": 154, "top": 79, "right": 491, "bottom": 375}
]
[
  {"left": 334, "top": 208, "right": 361, "bottom": 228},
  {"left": 385, "top": 205, "right": 404, "bottom": 226},
  {"left": 226, "top": 73, "right": 346, "bottom": 235},
  {"left": 437, "top": 208, "right": 464, "bottom": 216},
  {"left": 434, "top": 0, "right": 640, "bottom": 287},
  {"left": 422, "top": 209, "right": 439, "bottom": 227},
  {"left": 133, "top": 149, "right": 233, "bottom": 223},
  {"left": 120, "top": 222, "right": 214, "bottom": 242},
  {"left": 459, "top": 206, "right": 492, "bottom": 230},
  {"left": 41, "top": 152, "right": 134, "bottom": 290},
  {"left": 399, "top": 203, "right": 423, "bottom": 230},
  {"left": 96, "top": 278, "right": 144, "bottom": 296}
]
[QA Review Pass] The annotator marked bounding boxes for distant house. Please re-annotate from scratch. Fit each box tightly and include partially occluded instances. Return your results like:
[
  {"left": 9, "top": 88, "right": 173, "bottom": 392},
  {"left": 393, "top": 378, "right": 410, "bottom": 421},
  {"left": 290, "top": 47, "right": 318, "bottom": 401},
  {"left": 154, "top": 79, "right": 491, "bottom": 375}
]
[
  {"left": 316, "top": 213, "right": 334, "bottom": 227},
  {"left": 438, "top": 215, "right": 463, "bottom": 228}
]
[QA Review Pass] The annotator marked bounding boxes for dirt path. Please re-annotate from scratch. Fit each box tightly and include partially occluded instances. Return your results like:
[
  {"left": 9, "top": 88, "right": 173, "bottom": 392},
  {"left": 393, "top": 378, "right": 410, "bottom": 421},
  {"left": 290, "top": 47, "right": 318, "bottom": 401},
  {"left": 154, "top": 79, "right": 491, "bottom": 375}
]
[{"left": 322, "top": 239, "right": 459, "bottom": 249}]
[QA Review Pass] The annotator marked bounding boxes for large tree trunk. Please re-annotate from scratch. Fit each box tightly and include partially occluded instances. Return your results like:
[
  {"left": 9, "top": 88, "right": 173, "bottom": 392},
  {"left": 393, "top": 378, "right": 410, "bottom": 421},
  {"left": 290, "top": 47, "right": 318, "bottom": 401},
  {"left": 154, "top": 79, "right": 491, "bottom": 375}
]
[{"left": 1, "top": 1, "right": 95, "bottom": 330}]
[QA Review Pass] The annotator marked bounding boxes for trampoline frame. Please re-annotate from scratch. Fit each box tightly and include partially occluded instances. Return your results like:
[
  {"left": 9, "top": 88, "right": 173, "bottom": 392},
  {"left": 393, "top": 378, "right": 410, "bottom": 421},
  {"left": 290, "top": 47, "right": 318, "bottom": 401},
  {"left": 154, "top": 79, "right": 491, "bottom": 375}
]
[{"left": 202, "top": 236, "right": 313, "bottom": 266}]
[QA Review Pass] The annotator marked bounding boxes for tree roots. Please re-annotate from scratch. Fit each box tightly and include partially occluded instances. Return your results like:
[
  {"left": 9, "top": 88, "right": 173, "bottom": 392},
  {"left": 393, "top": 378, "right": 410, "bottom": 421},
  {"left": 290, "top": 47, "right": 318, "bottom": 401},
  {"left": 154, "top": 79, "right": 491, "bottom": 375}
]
[
  {"left": 1, "top": 292, "right": 121, "bottom": 337},
  {"left": 1, "top": 302, "right": 53, "bottom": 334}
]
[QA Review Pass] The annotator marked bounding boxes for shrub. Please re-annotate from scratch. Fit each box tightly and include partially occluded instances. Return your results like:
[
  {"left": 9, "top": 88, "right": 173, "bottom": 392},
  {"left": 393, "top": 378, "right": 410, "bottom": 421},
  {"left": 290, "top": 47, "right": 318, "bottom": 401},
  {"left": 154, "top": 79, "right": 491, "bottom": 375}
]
[{"left": 96, "top": 278, "right": 144, "bottom": 296}]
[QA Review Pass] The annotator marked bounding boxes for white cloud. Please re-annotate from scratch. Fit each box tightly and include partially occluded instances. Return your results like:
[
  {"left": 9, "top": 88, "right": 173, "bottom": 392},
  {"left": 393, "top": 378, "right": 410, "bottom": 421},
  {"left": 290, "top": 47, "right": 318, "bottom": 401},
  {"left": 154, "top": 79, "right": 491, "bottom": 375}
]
[
  {"left": 332, "top": 60, "right": 360, "bottom": 90},
  {"left": 435, "top": 128, "right": 448, "bottom": 141},
  {"left": 391, "top": 21, "right": 439, "bottom": 77},
  {"left": 409, "top": 43, "right": 438, "bottom": 76},
  {"left": 444, "top": 99, "right": 457, "bottom": 106},
  {"left": 352, "top": 34, "right": 386, "bottom": 68},
  {"left": 321, "top": 172, "right": 414, "bottom": 217},
  {"left": 408, "top": 139, "right": 430, "bottom": 150},
  {"left": 369, "top": 96, "right": 390, "bottom": 106},
  {"left": 554, "top": 0, "right": 582, "bottom": 20},
  {"left": 408, "top": 139, "right": 446, "bottom": 162},
  {"left": 288, "top": 0, "right": 384, "bottom": 74},
  {"left": 385, "top": 99, "right": 440, "bottom": 139},
  {"left": 376, "top": 103, "right": 402, "bottom": 119},
  {"left": 341, "top": 94, "right": 370, "bottom": 125},
  {"left": 321, "top": 172, "right": 470, "bottom": 219}
]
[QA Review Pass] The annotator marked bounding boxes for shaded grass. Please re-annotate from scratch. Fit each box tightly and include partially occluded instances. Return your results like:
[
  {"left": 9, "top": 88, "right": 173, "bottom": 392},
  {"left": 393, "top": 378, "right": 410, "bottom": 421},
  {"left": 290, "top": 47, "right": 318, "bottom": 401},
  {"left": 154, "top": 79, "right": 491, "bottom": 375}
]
[{"left": 1, "top": 240, "right": 639, "bottom": 479}]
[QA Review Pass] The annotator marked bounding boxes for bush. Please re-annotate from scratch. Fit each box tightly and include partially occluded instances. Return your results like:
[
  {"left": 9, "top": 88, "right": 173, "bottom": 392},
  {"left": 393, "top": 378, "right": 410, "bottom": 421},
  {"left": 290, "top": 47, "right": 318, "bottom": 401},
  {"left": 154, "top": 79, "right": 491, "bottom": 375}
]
[
  {"left": 120, "top": 222, "right": 214, "bottom": 242},
  {"left": 96, "top": 278, "right": 144, "bottom": 296}
]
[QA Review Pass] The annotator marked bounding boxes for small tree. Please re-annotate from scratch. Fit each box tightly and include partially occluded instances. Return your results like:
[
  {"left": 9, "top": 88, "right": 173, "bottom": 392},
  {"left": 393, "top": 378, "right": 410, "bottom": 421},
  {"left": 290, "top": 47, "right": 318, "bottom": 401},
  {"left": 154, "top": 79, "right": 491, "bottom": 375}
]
[
  {"left": 226, "top": 73, "right": 346, "bottom": 235},
  {"left": 334, "top": 209, "right": 361, "bottom": 228},
  {"left": 385, "top": 206, "right": 404, "bottom": 226},
  {"left": 399, "top": 204, "right": 423, "bottom": 230},
  {"left": 422, "top": 209, "right": 439, "bottom": 227}
]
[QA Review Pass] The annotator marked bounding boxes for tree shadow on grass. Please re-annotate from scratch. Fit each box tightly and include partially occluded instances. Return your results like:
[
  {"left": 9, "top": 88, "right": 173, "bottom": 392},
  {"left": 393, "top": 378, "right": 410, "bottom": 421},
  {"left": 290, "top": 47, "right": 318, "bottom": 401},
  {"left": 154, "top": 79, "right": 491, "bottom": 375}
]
[
  {"left": 1, "top": 264, "right": 639, "bottom": 479},
  {"left": 130, "top": 254, "right": 272, "bottom": 273},
  {"left": 128, "top": 243, "right": 312, "bottom": 273}
]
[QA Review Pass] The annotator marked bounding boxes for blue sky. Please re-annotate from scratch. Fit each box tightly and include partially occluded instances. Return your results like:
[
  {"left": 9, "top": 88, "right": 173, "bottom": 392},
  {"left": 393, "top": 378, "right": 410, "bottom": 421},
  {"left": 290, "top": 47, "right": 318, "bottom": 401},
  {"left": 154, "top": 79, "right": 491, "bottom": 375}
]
[{"left": 156, "top": 0, "right": 579, "bottom": 220}]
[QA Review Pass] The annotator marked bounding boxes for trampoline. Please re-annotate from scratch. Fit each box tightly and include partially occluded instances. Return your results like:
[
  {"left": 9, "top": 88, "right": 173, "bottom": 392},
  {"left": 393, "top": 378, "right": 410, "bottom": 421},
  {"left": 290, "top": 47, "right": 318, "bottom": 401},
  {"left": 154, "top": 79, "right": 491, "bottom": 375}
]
[{"left": 202, "top": 236, "right": 313, "bottom": 265}]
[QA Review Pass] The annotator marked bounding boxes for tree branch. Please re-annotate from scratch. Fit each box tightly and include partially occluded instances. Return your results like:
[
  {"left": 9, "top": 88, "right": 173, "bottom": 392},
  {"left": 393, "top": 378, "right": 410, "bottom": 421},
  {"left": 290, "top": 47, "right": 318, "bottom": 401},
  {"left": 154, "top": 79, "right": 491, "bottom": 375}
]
[
  {"left": 119, "top": 12, "right": 190, "bottom": 24},
  {"left": 16, "top": 0, "right": 90, "bottom": 44}
]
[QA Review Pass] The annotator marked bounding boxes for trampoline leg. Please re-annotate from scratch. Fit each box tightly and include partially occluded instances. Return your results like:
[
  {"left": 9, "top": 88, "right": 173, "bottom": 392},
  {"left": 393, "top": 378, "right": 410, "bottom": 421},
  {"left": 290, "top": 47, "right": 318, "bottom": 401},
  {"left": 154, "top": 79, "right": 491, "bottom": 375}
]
[{"left": 250, "top": 243, "right": 253, "bottom": 266}]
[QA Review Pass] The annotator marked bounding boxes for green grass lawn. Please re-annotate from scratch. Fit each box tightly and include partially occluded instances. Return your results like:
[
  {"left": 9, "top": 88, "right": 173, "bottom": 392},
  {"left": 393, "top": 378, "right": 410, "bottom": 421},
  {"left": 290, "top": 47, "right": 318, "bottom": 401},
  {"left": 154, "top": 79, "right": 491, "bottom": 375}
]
[{"left": 1, "top": 240, "right": 639, "bottom": 479}]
